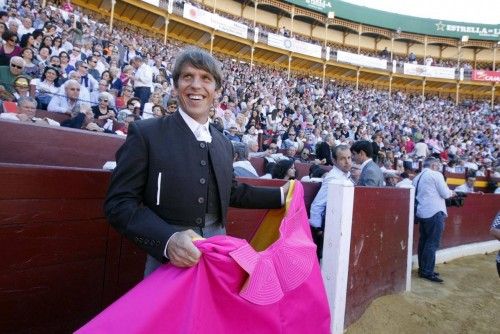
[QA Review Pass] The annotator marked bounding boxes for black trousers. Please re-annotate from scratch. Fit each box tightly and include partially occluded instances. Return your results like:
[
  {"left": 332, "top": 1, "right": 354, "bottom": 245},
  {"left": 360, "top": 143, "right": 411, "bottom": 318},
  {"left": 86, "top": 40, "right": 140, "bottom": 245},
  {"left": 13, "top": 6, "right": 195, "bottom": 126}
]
[{"left": 134, "top": 86, "right": 151, "bottom": 112}]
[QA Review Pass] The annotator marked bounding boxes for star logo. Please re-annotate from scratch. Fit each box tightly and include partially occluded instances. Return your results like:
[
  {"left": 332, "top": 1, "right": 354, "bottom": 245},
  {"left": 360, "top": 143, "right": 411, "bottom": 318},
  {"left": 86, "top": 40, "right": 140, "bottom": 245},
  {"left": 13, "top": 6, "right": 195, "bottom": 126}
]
[{"left": 435, "top": 21, "right": 446, "bottom": 31}]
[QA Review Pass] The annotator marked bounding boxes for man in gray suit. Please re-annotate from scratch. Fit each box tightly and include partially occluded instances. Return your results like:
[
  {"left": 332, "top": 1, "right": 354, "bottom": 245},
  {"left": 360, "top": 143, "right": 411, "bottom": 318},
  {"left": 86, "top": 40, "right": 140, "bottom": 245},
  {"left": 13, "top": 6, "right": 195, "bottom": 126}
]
[{"left": 350, "top": 140, "right": 384, "bottom": 187}]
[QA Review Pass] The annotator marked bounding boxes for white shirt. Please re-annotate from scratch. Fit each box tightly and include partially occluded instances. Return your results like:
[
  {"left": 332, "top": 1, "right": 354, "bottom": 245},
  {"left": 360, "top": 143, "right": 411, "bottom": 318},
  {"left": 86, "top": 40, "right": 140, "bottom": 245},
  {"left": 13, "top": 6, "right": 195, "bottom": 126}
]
[
  {"left": 414, "top": 142, "right": 429, "bottom": 158},
  {"left": 413, "top": 168, "right": 453, "bottom": 219},
  {"left": 309, "top": 166, "right": 353, "bottom": 228},
  {"left": 179, "top": 108, "right": 212, "bottom": 143},
  {"left": 454, "top": 183, "right": 474, "bottom": 193},
  {"left": 396, "top": 178, "right": 413, "bottom": 188},
  {"left": 133, "top": 63, "right": 153, "bottom": 89}
]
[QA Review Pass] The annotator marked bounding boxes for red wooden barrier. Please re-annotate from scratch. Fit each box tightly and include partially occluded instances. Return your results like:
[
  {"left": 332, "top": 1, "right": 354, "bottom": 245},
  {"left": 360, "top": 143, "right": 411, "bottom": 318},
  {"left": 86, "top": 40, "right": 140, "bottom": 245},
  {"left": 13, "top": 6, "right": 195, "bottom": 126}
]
[
  {"left": 345, "top": 187, "right": 410, "bottom": 327},
  {"left": 412, "top": 193, "right": 499, "bottom": 254},
  {"left": 0, "top": 120, "right": 124, "bottom": 169}
]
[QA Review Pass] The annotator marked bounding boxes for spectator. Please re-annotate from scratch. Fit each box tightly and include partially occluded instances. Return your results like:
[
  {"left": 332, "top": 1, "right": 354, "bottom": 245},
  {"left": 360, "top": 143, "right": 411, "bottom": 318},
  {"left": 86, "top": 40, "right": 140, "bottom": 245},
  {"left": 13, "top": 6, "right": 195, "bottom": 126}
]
[
  {"left": 21, "top": 47, "right": 39, "bottom": 78},
  {"left": 77, "top": 60, "right": 98, "bottom": 92},
  {"left": 0, "top": 56, "right": 25, "bottom": 94},
  {"left": 350, "top": 140, "right": 384, "bottom": 187},
  {"left": 131, "top": 56, "right": 153, "bottom": 111},
  {"left": 0, "top": 95, "right": 37, "bottom": 121},
  {"left": 413, "top": 157, "right": 455, "bottom": 283},
  {"left": 31, "top": 65, "right": 60, "bottom": 109},
  {"left": 91, "top": 91, "right": 115, "bottom": 120},
  {"left": 310, "top": 144, "right": 354, "bottom": 229},
  {"left": 454, "top": 172, "right": 477, "bottom": 193},
  {"left": 0, "top": 31, "right": 22, "bottom": 66},
  {"left": 271, "top": 159, "right": 296, "bottom": 180},
  {"left": 232, "top": 142, "right": 259, "bottom": 178},
  {"left": 396, "top": 172, "right": 413, "bottom": 188},
  {"left": 47, "top": 79, "right": 81, "bottom": 114},
  {"left": 315, "top": 133, "right": 335, "bottom": 165}
]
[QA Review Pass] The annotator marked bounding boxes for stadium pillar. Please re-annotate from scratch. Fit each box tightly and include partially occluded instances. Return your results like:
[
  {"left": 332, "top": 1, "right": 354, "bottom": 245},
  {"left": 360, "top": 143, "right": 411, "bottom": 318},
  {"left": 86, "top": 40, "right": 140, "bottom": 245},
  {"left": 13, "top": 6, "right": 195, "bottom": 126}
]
[
  {"left": 210, "top": 32, "right": 215, "bottom": 54},
  {"left": 357, "top": 25, "right": 362, "bottom": 54},
  {"left": 423, "top": 36, "right": 428, "bottom": 60},
  {"left": 250, "top": 46, "right": 254, "bottom": 71},
  {"left": 390, "top": 36, "right": 394, "bottom": 62},
  {"left": 457, "top": 42, "right": 462, "bottom": 70},
  {"left": 492, "top": 84, "right": 496, "bottom": 109},
  {"left": 322, "top": 62, "right": 326, "bottom": 89},
  {"left": 163, "top": 17, "right": 169, "bottom": 45},
  {"left": 213, "top": 0, "right": 217, "bottom": 14},
  {"left": 493, "top": 45, "right": 497, "bottom": 71},
  {"left": 355, "top": 68, "right": 360, "bottom": 91},
  {"left": 421, "top": 78, "right": 426, "bottom": 101},
  {"left": 389, "top": 75, "right": 392, "bottom": 99},
  {"left": 290, "top": 6, "right": 295, "bottom": 38},
  {"left": 253, "top": 1, "right": 258, "bottom": 28},
  {"left": 109, "top": 0, "right": 116, "bottom": 32},
  {"left": 287, "top": 54, "right": 292, "bottom": 79},
  {"left": 455, "top": 82, "right": 460, "bottom": 106}
]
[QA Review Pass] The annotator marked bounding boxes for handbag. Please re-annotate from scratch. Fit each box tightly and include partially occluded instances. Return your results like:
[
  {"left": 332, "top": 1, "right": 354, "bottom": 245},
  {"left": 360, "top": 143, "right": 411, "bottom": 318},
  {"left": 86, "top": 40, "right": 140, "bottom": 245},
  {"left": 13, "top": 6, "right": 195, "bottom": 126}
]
[{"left": 76, "top": 181, "right": 331, "bottom": 334}]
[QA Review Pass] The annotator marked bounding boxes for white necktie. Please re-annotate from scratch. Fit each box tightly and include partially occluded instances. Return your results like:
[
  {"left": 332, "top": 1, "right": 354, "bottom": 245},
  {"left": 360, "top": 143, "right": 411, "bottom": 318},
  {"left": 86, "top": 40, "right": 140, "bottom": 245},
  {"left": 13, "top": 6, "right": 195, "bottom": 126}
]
[{"left": 195, "top": 125, "right": 212, "bottom": 143}]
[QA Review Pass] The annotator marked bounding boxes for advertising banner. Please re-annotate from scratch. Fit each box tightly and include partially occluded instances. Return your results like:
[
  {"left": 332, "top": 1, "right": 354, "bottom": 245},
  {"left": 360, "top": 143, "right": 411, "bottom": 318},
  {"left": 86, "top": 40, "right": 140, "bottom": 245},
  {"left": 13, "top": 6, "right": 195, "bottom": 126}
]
[
  {"left": 267, "top": 33, "right": 322, "bottom": 58},
  {"left": 183, "top": 3, "right": 248, "bottom": 39},
  {"left": 472, "top": 70, "right": 500, "bottom": 82},
  {"left": 336, "top": 51, "right": 387, "bottom": 70},
  {"left": 403, "top": 63, "right": 456, "bottom": 80}
]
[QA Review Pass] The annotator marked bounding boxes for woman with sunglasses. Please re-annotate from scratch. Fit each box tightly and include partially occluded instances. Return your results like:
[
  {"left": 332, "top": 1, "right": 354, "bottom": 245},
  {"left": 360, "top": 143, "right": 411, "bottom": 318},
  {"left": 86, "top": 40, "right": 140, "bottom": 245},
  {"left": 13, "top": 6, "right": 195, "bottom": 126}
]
[
  {"left": 21, "top": 48, "right": 40, "bottom": 78},
  {"left": 0, "top": 31, "right": 22, "bottom": 66},
  {"left": 31, "top": 66, "right": 60, "bottom": 109},
  {"left": 91, "top": 91, "right": 116, "bottom": 121}
]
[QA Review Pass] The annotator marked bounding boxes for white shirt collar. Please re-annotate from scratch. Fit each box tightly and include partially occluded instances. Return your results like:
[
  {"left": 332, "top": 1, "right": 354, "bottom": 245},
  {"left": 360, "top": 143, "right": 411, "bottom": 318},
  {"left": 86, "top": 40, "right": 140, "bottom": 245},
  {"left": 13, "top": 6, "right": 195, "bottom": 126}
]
[{"left": 179, "top": 107, "right": 212, "bottom": 142}]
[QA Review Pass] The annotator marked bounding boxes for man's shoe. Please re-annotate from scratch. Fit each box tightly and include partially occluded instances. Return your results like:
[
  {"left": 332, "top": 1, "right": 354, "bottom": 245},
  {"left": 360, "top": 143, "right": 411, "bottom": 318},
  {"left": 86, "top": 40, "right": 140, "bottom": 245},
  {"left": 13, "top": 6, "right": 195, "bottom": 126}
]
[
  {"left": 418, "top": 269, "right": 439, "bottom": 277},
  {"left": 420, "top": 274, "right": 444, "bottom": 283}
]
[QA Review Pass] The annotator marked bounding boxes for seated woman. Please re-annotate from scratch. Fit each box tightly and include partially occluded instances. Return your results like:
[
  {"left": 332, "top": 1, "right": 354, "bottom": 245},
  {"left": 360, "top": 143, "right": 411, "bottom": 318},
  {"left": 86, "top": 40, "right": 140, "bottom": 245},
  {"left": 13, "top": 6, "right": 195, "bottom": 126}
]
[
  {"left": 91, "top": 92, "right": 116, "bottom": 122},
  {"left": 31, "top": 66, "right": 60, "bottom": 109},
  {"left": 271, "top": 159, "right": 296, "bottom": 180}
]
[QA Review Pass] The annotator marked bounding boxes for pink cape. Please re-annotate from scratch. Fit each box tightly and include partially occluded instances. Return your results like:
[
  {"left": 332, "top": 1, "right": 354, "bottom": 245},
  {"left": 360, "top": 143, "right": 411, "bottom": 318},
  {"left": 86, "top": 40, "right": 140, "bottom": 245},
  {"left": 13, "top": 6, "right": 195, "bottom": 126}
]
[{"left": 76, "top": 181, "right": 331, "bottom": 333}]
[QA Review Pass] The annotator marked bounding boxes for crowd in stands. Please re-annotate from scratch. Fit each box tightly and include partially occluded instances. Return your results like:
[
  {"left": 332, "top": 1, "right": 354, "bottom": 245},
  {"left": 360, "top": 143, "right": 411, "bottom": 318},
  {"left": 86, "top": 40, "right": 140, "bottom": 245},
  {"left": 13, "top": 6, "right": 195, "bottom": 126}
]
[{"left": 0, "top": 0, "right": 499, "bottom": 185}]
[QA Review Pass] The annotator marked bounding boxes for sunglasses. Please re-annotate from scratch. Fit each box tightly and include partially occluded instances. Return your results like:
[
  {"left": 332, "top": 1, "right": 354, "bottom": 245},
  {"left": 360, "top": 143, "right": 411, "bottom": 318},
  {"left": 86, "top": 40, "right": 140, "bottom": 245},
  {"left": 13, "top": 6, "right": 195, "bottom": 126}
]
[
  {"left": 10, "top": 64, "right": 23, "bottom": 69},
  {"left": 168, "top": 105, "right": 177, "bottom": 109},
  {"left": 99, "top": 99, "right": 109, "bottom": 102},
  {"left": 9, "top": 38, "right": 18, "bottom": 42},
  {"left": 15, "top": 83, "right": 29, "bottom": 88}
]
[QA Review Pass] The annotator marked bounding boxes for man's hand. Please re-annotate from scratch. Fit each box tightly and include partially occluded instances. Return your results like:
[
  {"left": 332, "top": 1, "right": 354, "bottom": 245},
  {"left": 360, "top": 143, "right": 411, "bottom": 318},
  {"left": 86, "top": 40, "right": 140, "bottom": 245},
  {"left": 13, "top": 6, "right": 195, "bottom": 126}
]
[
  {"left": 167, "top": 229, "right": 203, "bottom": 267},
  {"left": 281, "top": 180, "right": 291, "bottom": 202}
]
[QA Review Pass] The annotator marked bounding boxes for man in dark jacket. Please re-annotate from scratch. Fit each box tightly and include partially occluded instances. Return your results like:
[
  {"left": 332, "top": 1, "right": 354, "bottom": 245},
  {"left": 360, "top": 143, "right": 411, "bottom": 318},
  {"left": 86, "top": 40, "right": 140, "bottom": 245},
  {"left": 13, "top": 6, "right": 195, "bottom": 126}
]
[{"left": 105, "top": 48, "right": 289, "bottom": 275}]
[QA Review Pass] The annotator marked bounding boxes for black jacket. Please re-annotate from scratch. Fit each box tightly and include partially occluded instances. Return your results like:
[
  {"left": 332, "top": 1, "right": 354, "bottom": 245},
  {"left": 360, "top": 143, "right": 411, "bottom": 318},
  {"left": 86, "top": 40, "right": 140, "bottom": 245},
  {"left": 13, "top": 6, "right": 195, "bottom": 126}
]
[{"left": 104, "top": 111, "right": 281, "bottom": 261}]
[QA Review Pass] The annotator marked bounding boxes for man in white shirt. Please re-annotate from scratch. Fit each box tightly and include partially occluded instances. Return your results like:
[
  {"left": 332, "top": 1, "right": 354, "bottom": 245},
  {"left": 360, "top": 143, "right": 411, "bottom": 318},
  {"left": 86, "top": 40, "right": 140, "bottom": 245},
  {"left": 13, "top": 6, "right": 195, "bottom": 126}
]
[
  {"left": 454, "top": 174, "right": 476, "bottom": 193},
  {"left": 47, "top": 79, "right": 81, "bottom": 114},
  {"left": 309, "top": 145, "right": 353, "bottom": 258},
  {"left": 413, "top": 157, "right": 455, "bottom": 283},
  {"left": 309, "top": 145, "right": 353, "bottom": 230},
  {"left": 131, "top": 56, "right": 153, "bottom": 112}
]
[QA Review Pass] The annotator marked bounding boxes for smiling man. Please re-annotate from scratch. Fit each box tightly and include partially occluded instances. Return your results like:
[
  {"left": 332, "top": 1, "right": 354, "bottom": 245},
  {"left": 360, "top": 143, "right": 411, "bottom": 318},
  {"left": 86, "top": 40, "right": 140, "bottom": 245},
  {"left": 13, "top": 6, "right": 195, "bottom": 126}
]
[{"left": 105, "top": 48, "right": 289, "bottom": 276}]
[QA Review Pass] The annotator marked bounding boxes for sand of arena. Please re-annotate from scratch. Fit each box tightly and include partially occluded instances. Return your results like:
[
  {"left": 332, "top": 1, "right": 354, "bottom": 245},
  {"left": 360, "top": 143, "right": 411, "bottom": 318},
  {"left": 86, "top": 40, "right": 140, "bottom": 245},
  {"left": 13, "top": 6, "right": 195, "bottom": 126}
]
[{"left": 346, "top": 253, "right": 500, "bottom": 334}]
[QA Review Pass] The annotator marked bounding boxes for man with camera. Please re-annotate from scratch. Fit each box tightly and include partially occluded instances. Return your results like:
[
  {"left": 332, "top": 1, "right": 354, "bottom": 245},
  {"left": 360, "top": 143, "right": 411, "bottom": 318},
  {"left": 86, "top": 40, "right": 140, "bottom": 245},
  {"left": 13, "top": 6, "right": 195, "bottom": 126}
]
[{"left": 413, "top": 157, "right": 456, "bottom": 283}]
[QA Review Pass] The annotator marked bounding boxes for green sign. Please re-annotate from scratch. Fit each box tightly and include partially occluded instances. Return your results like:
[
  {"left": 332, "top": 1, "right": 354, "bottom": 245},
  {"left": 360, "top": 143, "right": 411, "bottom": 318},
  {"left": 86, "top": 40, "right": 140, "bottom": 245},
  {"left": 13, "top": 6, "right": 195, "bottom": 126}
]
[{"left": 284, "top": 0, "right": 500, "bottom": 41}]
